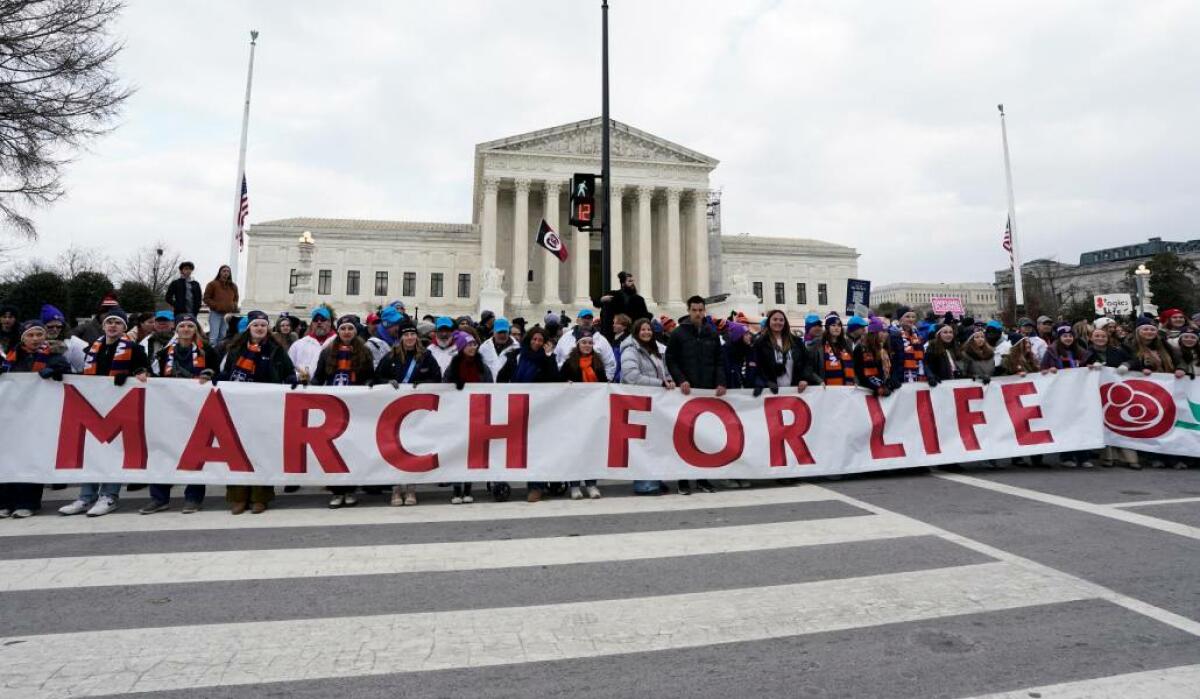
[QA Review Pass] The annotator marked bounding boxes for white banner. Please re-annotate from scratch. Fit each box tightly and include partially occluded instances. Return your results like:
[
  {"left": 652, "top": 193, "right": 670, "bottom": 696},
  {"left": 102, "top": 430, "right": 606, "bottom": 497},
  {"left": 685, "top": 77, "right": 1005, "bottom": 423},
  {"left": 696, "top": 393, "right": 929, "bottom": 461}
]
[{"left": 0, "top": 369, "right": 1193, "bottom": 485}]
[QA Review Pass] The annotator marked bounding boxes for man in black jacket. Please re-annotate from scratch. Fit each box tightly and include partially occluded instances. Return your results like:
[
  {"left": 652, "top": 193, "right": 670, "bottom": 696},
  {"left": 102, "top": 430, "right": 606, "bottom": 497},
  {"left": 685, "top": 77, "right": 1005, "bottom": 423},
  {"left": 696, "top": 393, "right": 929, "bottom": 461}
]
[
  {"left": 164, "top": 261, "right": 202, "bottom": 318},
  {"left": 599, "top": 271, "right": 651, "bottom": 341},
  {"left": 665, "top": 295, "right": 726, "bottom": 495}
]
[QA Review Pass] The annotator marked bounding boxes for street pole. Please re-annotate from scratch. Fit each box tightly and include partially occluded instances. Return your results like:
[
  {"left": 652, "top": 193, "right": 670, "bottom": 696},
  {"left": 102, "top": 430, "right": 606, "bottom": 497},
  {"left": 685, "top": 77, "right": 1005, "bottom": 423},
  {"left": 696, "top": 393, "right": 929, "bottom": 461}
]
[
  {"left": 229, "top": 30, "right": 259, "bottom": 287},
  {"left": 998, "top": 104, "right": 1024, "bottom": 314},
  {"left": 599, "top": 0, "right": 612, "bottom": 298}
]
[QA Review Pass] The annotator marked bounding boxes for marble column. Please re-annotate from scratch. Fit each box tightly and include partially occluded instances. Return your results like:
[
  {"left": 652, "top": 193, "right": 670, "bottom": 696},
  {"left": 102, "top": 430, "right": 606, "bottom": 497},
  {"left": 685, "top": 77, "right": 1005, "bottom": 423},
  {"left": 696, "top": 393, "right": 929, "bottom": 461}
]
[
  {"left": 636, "top": 185, "right": 655, "bottom": 306},
  {"left": 510, "top": 178, "right": 531, "bottom": 305},
  {"left": 542, "top": 180, "right": 564, "bottom": 307},
  {"left": 573, "top": 202, "right": 590, "bottom": 306},
  {"left": 609, "top": 183, "right": 623, "bottom": 290},
  {"left": 665, "top": 187, "right": 683, "bottom": 305},
  {"left": 481, "top": 176, "right": 499, "bottom": 271},
  {"left": 691, "top": 190, "right": 710, "bottom": 297}
]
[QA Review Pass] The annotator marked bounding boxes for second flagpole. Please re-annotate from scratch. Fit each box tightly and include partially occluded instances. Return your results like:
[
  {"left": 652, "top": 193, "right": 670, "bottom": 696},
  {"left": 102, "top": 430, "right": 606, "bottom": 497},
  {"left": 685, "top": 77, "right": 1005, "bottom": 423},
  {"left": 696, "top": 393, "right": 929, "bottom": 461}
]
[
  {"left": 229, "top": 30, "right": 259, "bottom": 286},
  {"left": 998, "top": 103, "right": 1024, "bottom": 312}
]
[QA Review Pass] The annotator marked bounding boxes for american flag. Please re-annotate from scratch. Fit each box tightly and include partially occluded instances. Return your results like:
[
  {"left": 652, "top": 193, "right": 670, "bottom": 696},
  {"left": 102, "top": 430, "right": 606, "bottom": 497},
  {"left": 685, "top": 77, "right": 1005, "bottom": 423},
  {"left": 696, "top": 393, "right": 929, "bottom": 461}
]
[
  {"left": 237, "top": 174, "right": 249, "bottom": 251},
  {"left": 1001, "top": 216, "right": 1013, "bottom": 265}
]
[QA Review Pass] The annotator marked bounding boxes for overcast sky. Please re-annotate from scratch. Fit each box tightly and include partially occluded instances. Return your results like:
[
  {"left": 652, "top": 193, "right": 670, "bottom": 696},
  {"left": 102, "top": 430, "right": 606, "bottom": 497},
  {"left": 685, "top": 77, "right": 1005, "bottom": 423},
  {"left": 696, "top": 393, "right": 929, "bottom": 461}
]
[{"left": 12, "top": 0, "right": 1200, "bottom": 286}]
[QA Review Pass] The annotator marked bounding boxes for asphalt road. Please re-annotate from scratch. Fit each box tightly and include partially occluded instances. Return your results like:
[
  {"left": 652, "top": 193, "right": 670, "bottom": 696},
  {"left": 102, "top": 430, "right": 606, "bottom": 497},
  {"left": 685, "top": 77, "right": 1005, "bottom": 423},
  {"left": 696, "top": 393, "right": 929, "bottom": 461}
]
[{"left": 1, "top": 463, "right": 1198, "bottom": 698}]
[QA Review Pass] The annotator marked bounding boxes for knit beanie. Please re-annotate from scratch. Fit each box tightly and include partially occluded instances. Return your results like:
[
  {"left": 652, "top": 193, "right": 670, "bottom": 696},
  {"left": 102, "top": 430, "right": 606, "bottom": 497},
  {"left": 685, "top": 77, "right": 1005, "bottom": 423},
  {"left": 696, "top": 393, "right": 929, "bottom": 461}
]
[
  {"left": 1055, "top": 325, "right": 1073, "bottom": 336},
  {"left": 40, "top": 304, "right": 67, "bottom": 325},
  {"left": 451, "top": 330, "right": 475, "bottom": 353},
  {"left": 102, "top": 307, "right": 129, "bottom": 327},
  {"left": 1135, "top": 316, "right": 1158, "bottom": 328},
  {"left": 824, "top": 312, "right": 841, "bottom": 327},
  {"left": 20, "top": 319, "right": 45, "bottom": 337},
  {"left": 867, "top": 317, "right": 886, "bottom": 333},
  {"left": 727, "top": 322, "right": 747, "bottom": 343}
]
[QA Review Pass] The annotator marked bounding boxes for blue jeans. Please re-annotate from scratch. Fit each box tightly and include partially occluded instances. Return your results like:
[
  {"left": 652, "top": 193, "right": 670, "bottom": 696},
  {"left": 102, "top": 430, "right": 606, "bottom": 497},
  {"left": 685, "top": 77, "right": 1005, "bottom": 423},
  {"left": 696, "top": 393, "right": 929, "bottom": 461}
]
[
  {"left": 149, "top": 483, "right": 207, "bottom": 505},
  {"left": 209, "top": 311, "right": 227, "bottom": 345},
  {"left": 79, "top": 482, "right": 121, "bottom": 502}
]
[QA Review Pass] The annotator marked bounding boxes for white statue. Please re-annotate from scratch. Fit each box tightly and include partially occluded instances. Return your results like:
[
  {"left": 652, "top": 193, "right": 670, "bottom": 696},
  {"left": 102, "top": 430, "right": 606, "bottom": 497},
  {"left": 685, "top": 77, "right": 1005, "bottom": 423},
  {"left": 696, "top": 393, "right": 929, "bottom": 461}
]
[
  {"left": 729, "top": 273, "right": 752, "bottom": 297},
  {"left": 482, "top": 266, "right": 505, "bottom": 292}
]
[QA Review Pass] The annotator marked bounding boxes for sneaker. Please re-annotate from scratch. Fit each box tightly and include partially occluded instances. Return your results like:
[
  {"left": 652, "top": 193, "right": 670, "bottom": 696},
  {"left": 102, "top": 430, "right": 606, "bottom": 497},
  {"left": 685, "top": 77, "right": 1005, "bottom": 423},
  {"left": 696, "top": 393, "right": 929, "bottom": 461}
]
[
  {"left": 58, "top": 499, "right": 92, "bottom": 516},
  {"left": 1127, "top": 462, "right": 1143, "bottom": 470},
  {"left": 587, "top": 485, "right": 602, "bottom": 499},
  {"left": 0, "top": 509, "right": 10, "bottom": 518},
  {"left": 328, "top": 495, "right": 345, "bottom": 509},
  {"left": 527, "top": 489, "right": 543, "bottom": 503},
  {"left": 12, "top": 509, "right": 34, "bottom": 518},
  {"left": 230, "top": 502, "right": 247, "bottom": 515},
  {"left": 181, "top": 502, "right": 200, "bottom": 514},
  {"left": 139, "top": 500, "right": 169, "bottom": 515},
  {"left": 251, "top": 502, "right": 267, "bottom": 514},
  {"left": 1060, "top": 460, "right": 1077, "bottom": 468},
  {"left": 462, "top": 495, "right": 474, "bottom": 504},
  {"left": 1080, "top": 461, "right": 1096, "bottom": 469},
  {"left": 283, "top": 485, "right": 301, "bottom": 493},
  {"left": 390, "top": 490, "right": 405, "bottom": 507},
  {"left": 86, "top": 495, "right": 119, "bottom": 517},
  {"left": 569, "top": 486, "right": 583, "bottom": 500},
  {"left": 1174, "top": 462, "right": 1190, "bottom": 470},
  {"left": 677, "top": 482, "right": 692, "bottom": 496},
  {"left": 404, "top": 493, "right": 417, "bottom": 506},
  {"left": 697, "top": 480, "right": 716, "bottom": 493},
  {"left": 126, "top": 483, "right": 147, "bottom": 492},
  {"left": 1149, "top": 460, "right": 1166, "bottom": 469},
  {"left": 343, "top": 494, "right": 358, "bottom": 507},
  {"left": 450, "top": 496, "right": 463, "bottom": 505}
]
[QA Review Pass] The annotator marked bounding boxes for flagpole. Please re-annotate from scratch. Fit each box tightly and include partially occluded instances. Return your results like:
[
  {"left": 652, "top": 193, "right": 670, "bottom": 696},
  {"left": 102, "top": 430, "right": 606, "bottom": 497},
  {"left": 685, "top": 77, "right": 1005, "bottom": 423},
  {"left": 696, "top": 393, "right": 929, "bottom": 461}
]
[
  {"left": 599, "top": 0, "right": 612, "bottom": 298},
  {"left": 998, "top": 103, "right": 1024, "bottom": 311},
  {"left": 229, "top": 30, "right": 259, "bottom": 285}
]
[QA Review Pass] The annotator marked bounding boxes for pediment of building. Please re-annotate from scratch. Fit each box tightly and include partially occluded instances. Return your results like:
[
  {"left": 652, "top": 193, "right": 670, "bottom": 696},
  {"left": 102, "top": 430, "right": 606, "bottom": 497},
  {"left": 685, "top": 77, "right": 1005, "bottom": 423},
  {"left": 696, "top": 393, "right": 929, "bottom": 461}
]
[{"left": 477, "top": 117, "right": 718, "bottom": 167}]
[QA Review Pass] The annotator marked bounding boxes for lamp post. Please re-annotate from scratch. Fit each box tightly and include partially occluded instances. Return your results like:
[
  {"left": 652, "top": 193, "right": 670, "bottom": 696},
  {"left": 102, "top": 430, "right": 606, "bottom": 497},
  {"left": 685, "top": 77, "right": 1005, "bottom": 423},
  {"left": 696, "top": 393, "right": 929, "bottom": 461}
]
[{"left": 1134, "top": 263, "right": 1152, "bottom": 318}]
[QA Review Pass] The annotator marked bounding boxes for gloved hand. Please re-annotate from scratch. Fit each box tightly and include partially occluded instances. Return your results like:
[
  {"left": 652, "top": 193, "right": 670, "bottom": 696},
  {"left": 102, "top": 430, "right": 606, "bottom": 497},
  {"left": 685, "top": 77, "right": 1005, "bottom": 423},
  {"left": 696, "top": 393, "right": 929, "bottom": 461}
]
[
  {"left": 455, "top": 380, "right": 466, "bottom": 390},
  {"left": 290, "top": 379, "right": 300, "bottom": 390},
  {"left": 927, "top": 376, "right": 939, "bottom": 388},
  {"left": 39, "top": 367, "right": 65, "bottom": 381},
  {"left": 210, "top": 375, "right": 220, "bottom": 387},
  {"left": 752, "top": 385, "right": 764, "bottom": 398},
  {"left": 979, "top": 375, "right": 991, "bottom": 386},
  {"left": 113, "top": 373, "right": 128, "bottom": 387}
]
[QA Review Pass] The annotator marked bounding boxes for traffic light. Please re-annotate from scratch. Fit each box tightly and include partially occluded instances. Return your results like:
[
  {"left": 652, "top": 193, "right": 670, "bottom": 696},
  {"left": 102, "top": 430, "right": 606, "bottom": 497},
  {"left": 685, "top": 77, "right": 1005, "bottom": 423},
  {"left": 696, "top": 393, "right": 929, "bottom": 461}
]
[{"left": 569, "top": 173, "right": 596, "bottom": 229}]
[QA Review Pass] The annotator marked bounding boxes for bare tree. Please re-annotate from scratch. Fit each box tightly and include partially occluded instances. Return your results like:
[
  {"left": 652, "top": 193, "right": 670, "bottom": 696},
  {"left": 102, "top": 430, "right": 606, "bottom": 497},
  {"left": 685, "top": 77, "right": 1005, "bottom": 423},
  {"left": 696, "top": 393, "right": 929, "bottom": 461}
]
[
  {"left": 0, "top": 0, "right": 133, "bottom": 238},
  {"left": 54, "top": 241, "right": 112, "bottom": 277},
  {"left": 120, "top": 242, "right": 180, "bottom": 300}
]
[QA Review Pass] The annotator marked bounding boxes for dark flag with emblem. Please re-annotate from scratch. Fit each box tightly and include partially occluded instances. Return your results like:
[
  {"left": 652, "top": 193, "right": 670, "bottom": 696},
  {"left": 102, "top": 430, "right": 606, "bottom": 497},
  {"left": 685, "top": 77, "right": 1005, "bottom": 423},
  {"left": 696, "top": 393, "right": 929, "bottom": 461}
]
[{"left": 535, "top": 219, "right": 568, "bottom": 261}]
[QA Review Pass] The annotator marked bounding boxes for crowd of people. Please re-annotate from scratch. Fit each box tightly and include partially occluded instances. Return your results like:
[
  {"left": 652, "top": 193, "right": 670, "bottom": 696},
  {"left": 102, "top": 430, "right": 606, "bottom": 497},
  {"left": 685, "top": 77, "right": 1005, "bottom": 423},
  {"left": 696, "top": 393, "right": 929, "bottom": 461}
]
[{"left": 0, "top": 263, "right": 1196, "bottom": 520}]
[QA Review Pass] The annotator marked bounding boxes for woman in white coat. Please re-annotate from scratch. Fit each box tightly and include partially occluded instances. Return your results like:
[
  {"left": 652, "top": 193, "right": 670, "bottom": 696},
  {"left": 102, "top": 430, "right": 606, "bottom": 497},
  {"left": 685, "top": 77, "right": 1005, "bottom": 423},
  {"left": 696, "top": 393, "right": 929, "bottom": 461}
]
[{"left": 621, "top": 319, "right": 675, "bottom": 495}]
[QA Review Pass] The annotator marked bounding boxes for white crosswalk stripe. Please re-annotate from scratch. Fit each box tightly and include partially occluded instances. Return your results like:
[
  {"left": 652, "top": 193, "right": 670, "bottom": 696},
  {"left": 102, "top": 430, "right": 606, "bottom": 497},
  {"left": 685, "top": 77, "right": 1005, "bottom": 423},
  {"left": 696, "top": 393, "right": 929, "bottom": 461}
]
[{"left": 0, "top": 482, "right": 1196, "bottom": 699}]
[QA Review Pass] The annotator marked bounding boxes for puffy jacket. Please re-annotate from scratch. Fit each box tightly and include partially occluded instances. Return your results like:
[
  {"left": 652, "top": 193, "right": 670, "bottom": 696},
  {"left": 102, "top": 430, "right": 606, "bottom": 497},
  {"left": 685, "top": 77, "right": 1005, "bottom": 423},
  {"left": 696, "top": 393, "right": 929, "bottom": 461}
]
[
  {"left": 621, "top": 337, "right": 669, "bottom": 387},
  {"left": 666, "top": 321, "right": 724, "bottom": 389},
  {"left": 496, "top": 347, "right": 560, "bottom": 383},
  {"left": 374, "top": 350, "right": 441, "bottom": 385}
]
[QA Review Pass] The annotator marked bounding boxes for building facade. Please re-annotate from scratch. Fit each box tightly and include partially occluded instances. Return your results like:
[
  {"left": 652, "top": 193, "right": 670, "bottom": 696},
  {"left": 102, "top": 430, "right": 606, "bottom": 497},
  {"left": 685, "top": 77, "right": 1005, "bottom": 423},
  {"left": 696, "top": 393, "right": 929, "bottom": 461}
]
[
  {"left": 993, "top": 236, "right": 1200, "bottom": 315},
  {"left": 872, "top": 282, "right": 1000, "bottom": 319},
  {"left": 243, "top": 118, "right": 859, "bottom": 319}
]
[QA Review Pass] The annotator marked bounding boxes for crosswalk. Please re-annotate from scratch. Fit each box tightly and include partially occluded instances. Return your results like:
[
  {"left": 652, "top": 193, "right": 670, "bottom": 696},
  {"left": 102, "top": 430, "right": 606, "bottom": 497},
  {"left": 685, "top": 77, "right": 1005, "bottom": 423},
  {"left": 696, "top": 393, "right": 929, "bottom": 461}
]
[{"left": 2, "top": 482, "right": 1198, "bottom": 698}]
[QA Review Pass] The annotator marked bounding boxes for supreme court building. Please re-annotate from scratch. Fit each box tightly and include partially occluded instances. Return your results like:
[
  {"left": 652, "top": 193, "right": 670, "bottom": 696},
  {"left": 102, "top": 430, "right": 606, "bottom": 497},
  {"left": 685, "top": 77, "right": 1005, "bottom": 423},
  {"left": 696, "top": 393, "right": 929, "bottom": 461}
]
[{"left": 243, "top": 118, "right": 859, "bottom": 321}]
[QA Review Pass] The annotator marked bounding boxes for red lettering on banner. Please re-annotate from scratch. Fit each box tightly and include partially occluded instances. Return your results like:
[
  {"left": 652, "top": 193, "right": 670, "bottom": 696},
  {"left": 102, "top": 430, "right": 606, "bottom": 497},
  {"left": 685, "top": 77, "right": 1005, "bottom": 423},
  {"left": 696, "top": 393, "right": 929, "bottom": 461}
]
[
  {"left": 763, "top": 396, "right": 815, "bottom": 467},
  {"left": 673, "top": 398, "right": 745, "bottom": 468},
  {"left": 1001, "top": 382, "right": 1054, "bottom": 446},
  {"left": 176, "top": 389, "right": 253, "bottom": 472},
  {"left": 953, "top": 385, "right": 987, "bottom": 451},
  {"left": 914, "top": 390, "right": 941, "bottom": 455},
  {"left": 282, "top": 393, "right": 351, "bottom": 474},
  {"left": 376, "top": 393, "right": 440, "bottom": 472},
  {"left": 468, "top": 393, "right": 529, "bottom": 469},
  {"left": 608, "top": 394, "right": 651, "bottom": 468},
  {"left": 865, "top": 396, "right": 906, "bottom": 459},
  {"left": 55, "top": 384, "right": 147, "bottom": 470}
]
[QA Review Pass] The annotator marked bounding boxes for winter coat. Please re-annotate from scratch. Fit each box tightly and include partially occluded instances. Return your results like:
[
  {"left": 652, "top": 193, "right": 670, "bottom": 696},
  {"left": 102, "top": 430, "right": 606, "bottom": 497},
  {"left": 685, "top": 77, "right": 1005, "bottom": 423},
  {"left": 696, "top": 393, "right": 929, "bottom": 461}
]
[
  {"left": 2, "top": 344, "right": 72, "bottom": 378},
  {"left": 666, "top": 321, "right": 724, "bottom": 389},
  {"left": 924, "top": 350, "right": 960, "bottom": 385},
  {"left": 600, "top": 288, "right": 652, "bottom": 339},
  {"left": 202, "top": 279, "right": 239, "bottom": 314},
  {"left": 427, "top": 340, "right": 458, "bottom": 374},
  {"left": 50, "top": 334, "right": 88, "bottom": 373},
  {"left": 165, "top": 277, "right": 203, "bottom": 317},
  {"left": 560, "top": 353, "right": 610, "bottom": 383},
  {"left": 374, "top": 350, "right": 442, "bottom": 385},
  {"left": 153, "top": 342, "right": 220, "bottom": 379},
  {"left": 554, "top": 327, "right": 617, "bottom": 377},
  {"left": 287, "top": 334, "right": 335, "bottom": 380},
  {"left": 959, "top": 350, "right": 996, "bottom": 381},
  {"left": 480, "top": 336, "right": 520, "bottom": 377},
  {"left": 218, "top": 338, "right": 296, "bottom": 384},
  {"left": 1040, "top": 345, "right": 1085, "bottom": 370},
  {"left": 621, "top": 337, "right": 670, "bottom": 387},
  {"left": 441, "top": 352, "right": 494, "bottom": 389},
  {"left": 752, "top": 333, "right": 819, "bottom": 389},
  {"left": 312, "top": 342, "right": 376, "bottom": 386},
  {"left": 496, "top": 347, "right": 560, "bottom": 383},
  {"left": 1169, "top": 340, "right": 1198, "bottom": 378},
  {"left": 1083, "top": 345, "right": 1131, "bottom": 370},
  {"left": 723, "top": 340, "right": 757, "bottom": 389}
]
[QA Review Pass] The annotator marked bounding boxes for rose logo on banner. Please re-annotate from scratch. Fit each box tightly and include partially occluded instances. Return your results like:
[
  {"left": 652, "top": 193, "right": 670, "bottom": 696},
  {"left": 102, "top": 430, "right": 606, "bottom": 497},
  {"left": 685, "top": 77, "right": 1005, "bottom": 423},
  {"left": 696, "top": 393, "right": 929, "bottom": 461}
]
[{"left": 1099, "top": 380, "right": 1175, "bottom": 439}]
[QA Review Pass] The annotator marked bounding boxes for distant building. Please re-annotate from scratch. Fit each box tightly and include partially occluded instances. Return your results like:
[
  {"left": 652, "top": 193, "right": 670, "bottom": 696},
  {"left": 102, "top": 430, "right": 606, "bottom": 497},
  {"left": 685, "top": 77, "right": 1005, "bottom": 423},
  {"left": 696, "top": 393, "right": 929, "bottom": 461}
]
[
  {"left": 993, "top": 236, "right": 1200, "bottom": 314},
  {"left": 872, "top": 282, "right": 999, "bottom": 319}
]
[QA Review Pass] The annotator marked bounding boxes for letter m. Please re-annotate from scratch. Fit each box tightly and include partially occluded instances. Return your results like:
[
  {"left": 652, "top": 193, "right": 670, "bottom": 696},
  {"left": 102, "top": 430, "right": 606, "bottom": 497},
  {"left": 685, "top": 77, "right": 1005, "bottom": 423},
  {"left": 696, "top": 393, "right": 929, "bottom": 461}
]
[{"left": 55, "top": 384, "right": 148, "bottom": 470}]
